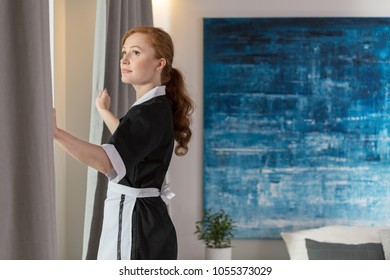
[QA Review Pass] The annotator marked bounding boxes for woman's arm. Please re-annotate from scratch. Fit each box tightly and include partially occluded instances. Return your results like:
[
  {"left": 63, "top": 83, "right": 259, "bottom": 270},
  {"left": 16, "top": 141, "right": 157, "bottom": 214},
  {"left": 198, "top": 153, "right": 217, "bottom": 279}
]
[
  {"left": 53, "top": 108, "right": 113, "bottom": 174},
  {"left": 96, "top": 89, "right": 120, "bottom": 134}
]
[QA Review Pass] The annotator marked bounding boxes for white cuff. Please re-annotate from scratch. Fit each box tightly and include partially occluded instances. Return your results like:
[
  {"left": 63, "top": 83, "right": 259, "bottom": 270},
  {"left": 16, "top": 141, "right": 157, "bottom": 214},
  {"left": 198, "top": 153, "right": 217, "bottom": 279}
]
[{"left": 102, "top": 144, "right": 126, "bottom": 182}]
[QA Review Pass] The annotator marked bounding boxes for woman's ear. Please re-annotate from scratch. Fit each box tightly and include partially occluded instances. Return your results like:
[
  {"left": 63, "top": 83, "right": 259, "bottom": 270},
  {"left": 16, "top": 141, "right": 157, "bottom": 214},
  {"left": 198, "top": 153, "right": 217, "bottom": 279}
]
[{"left": 156, "top": 58, "right": 167, "bottom": 71}]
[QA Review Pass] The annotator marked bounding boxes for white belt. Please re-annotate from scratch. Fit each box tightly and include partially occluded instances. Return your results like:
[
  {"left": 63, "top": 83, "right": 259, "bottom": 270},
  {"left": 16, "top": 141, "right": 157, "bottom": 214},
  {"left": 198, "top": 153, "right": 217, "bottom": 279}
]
[{"left": 108, "top": 181, "right": 175, "bottom": 204}]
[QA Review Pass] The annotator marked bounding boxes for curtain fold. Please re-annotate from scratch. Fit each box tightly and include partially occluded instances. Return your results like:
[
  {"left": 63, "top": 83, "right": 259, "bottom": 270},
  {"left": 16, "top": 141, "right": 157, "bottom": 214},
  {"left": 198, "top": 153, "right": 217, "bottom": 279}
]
[
  {"left": 83, "top": 0, "right": 153, "bottom": 259},
  {"left": 0, "top": 0, "right": 57, "bottom": 259}
]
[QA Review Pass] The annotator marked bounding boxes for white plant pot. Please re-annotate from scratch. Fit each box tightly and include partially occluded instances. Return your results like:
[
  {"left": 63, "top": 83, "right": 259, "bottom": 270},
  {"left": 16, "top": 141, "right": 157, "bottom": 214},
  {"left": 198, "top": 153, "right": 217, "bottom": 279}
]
[{"left": 205, "top": 247, "right": 232, "bottom": 260}]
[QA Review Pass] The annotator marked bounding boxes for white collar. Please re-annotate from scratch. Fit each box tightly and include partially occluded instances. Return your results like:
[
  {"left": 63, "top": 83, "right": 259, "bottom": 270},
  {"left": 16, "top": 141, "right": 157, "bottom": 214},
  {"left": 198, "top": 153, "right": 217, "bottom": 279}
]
[{"left": 131, "top": 86, "right": 166, "bottom": 108}]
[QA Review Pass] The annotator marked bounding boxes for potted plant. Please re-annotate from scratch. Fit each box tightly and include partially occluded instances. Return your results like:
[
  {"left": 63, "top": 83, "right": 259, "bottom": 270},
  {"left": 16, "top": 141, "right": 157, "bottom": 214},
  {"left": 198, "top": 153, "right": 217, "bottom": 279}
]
[{"left": 195, "top": 208, "right": 235, "bottom": 260}]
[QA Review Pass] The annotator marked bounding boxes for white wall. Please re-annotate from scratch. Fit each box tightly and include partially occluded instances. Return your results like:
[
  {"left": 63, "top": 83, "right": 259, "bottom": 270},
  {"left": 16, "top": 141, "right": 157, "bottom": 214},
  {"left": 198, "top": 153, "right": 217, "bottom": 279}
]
[
  {"left": 54, "top": 0, "right": 390, "bottom": 259},
  {"left": 54, "top": 0, "right": 96, "bottom": 259},
  {"left": 53, "top": 0, "right": 67, "bottom": 260}
]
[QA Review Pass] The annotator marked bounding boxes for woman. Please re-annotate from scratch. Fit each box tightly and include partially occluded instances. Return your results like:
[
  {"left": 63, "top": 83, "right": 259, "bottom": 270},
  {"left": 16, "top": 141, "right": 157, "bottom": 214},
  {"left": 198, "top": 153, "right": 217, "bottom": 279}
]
[{"left": 53, "top": 26, "right": 194, "bottom": 260}]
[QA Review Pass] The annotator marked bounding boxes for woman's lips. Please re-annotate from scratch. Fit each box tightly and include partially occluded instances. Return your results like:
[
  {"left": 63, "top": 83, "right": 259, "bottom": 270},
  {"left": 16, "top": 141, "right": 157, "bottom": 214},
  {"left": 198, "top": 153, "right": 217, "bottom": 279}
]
[{"left": 121, "top": 69, "right": 132, "bottom": 74}]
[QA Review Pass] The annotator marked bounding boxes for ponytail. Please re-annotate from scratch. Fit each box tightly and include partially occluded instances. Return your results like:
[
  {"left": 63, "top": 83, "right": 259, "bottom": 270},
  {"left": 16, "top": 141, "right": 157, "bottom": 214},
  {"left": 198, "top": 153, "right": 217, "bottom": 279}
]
[{"left": 166, "top": 67, "right": 194, "bottom": 156}]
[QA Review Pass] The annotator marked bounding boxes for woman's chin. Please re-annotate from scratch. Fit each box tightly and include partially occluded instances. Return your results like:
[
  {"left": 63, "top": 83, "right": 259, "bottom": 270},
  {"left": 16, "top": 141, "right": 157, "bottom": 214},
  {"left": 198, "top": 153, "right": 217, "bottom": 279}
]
[{"left": 121, "top": 77, "right": 133, "bottom": 84}]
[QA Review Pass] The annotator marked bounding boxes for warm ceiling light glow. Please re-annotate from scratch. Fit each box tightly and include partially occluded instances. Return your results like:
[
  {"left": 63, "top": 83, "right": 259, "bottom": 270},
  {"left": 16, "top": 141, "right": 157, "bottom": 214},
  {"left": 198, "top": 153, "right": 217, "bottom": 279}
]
[{"left": 152, "top": 0, "right": 172, "bottom": 30}]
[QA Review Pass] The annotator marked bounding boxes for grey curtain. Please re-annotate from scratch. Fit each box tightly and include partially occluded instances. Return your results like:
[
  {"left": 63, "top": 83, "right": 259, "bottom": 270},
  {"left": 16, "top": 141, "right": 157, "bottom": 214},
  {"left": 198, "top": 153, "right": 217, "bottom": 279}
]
[
  {"left": 0, "top": 0, "right": 57, "bottom": 259},
  {"left": 83, "top": 0, "right": 153, "bottom": 259}
]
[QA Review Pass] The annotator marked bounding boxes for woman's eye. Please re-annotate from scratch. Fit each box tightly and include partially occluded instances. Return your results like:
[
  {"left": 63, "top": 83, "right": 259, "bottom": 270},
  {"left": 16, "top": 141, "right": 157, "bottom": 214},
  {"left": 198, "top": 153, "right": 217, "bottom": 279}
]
[
  {"left": 121, "top": 51, "right": 126, "bottom": 58},
  {"left": 132, "top": 50, "right": 140, "bottom": 56}
]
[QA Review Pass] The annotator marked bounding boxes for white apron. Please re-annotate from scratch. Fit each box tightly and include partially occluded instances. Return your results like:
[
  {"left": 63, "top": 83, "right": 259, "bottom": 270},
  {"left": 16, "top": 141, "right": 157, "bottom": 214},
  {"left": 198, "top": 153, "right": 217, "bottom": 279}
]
[{"left": 97, "top": 181, "right": 174, "bottom": 260}]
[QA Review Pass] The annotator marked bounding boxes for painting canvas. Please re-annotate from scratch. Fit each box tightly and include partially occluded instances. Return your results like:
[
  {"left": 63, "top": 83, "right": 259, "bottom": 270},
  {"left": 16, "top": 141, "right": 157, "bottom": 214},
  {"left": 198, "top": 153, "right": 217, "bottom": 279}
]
[{"left": 203, "top": 18, "right": 390, "bottom": 239}]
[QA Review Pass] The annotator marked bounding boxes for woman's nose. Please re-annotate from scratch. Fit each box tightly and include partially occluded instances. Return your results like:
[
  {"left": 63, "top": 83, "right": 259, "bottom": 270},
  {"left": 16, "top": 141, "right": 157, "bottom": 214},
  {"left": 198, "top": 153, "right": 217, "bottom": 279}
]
[{"left": 121, "top": 54, "right": 130, "bottom": 64}]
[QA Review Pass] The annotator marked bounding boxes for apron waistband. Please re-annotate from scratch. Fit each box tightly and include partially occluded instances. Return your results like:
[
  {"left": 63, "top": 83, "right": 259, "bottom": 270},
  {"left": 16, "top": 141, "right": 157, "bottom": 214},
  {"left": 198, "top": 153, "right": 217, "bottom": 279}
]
[{"left": 108, "top": 181, "right": 175, "bottom": 204}]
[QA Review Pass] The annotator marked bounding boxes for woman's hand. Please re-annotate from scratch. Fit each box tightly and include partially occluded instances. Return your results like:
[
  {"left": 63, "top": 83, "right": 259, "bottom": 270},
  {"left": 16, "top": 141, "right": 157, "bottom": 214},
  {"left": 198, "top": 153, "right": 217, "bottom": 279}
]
[
  {"left": 53, "top": 108, "right": 59, "bottom": 139},
  {"left": 96, "top": 88, "right": 111, "bottom": 111},
  {"left": 95, "top": 88, "right": 119, "bottom": 134}
]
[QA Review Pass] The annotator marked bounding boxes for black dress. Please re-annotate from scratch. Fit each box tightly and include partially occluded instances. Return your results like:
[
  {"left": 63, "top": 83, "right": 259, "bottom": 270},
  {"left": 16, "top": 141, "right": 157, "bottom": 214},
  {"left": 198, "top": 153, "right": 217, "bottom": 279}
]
[{"left": 98, "top": 86, "right": 177, "bottom": 260}]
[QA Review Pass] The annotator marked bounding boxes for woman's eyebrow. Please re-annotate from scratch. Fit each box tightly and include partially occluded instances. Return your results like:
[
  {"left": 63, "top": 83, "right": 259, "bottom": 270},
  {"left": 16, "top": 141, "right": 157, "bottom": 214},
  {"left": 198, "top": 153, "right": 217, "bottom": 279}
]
[
  {"left": 130, "top": 45, "right": 143, "bottom": 50},
  {"left": 122, "top": 45, "right": 142, "bottom": 49}
]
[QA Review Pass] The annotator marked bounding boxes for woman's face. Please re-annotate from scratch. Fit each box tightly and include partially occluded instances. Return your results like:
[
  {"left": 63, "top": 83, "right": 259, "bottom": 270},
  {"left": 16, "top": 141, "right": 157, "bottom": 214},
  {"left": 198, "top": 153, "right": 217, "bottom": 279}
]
[{"left": 120, "top": 33, "right": 162, "bottom": 86}]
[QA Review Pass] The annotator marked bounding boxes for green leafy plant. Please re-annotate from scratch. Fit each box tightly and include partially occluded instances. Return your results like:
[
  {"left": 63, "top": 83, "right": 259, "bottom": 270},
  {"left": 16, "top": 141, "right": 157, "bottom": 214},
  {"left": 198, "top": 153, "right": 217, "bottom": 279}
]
[{"left": 195, "top": 209, "right": 235, "bottom": 248}]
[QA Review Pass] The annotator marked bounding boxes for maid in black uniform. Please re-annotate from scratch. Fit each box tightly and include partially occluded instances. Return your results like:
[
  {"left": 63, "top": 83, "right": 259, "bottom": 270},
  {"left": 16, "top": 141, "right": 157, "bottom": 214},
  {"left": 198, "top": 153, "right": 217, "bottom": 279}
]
[{"left": 53, "top": 26, "right": 194, "bottom": 260}]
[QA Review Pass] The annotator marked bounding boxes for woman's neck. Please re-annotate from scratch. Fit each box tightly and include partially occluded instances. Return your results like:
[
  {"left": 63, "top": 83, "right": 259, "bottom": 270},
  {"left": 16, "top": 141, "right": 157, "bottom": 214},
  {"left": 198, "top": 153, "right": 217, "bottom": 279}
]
[{"left": 133, "top": 83, "right": 161, "bottom": 100}]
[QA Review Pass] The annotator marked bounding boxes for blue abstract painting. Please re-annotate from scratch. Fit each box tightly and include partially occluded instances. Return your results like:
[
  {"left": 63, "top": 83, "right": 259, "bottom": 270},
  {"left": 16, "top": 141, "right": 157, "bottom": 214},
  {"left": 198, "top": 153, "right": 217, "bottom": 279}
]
[{"left": 203, "top": 18, "right": 390, "bottom": 239}]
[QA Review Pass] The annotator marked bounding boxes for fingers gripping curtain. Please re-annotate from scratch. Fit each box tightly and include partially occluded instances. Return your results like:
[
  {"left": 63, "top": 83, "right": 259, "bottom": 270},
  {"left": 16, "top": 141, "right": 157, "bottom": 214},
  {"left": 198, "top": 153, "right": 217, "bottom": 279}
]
[
  {"left": 0, "top": 0, "right": 57, "bottom": 259},
  {"left": 83, "top": 0, "right": 153, "bottom": 259}
]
